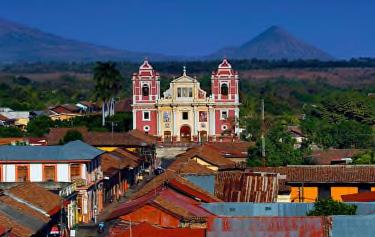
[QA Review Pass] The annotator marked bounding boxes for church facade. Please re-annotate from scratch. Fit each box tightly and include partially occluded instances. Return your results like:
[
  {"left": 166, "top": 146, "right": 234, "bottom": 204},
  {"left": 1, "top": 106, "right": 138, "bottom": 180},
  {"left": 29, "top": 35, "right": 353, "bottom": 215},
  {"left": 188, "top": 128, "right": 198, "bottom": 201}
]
[{"left": 131, "top": 58, "right": 240, "bottom": 142}]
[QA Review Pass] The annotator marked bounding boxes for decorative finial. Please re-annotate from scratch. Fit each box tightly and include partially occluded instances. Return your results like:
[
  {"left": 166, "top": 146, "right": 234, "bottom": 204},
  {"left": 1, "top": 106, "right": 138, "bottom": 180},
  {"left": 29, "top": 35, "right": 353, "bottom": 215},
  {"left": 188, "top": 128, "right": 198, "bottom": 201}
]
[{"left": 183, "top": 65, "right": 187, "bottom": 76}]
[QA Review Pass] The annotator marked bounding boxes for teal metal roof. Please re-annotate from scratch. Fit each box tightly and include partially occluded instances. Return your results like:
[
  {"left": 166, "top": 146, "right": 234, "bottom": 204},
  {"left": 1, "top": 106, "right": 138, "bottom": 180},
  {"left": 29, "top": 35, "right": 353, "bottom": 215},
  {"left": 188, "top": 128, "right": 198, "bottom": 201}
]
[{"left": 0, "top": 140, "right": 104, "bottom": 161}]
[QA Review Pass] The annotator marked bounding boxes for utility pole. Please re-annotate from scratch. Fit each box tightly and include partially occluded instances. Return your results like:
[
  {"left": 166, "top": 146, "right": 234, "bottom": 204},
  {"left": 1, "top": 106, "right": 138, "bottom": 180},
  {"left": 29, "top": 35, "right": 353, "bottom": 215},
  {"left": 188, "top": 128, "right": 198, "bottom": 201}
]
[{"left": 261, "top": 99, "right": 266, "bottom": 165}]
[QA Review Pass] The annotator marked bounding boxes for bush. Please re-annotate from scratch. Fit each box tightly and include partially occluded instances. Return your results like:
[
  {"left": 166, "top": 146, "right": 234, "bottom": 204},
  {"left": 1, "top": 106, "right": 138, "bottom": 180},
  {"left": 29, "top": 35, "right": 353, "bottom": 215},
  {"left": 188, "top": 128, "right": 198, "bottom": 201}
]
[
  {"left": 60, "top": 130, "right": 83, "bottom": 144},
  {"left": 307, "top": 198, "right": 357, "bottom": 216}
]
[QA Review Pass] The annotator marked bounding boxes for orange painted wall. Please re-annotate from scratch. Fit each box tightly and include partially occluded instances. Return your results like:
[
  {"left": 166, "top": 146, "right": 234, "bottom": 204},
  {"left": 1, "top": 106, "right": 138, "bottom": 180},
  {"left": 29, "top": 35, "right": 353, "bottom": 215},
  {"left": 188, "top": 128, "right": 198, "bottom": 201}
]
[
  {"left": 331, "top": 187, "right": 358, "bottom": 201},
  {"left": 371, "top": 187, "right": 375, "bottom": 192},
  {"left": 120, "top": 205, "right": 180, "bottom": 227},
  {"left": 290, "top": 187, "right": 318, "bottom": 203}
]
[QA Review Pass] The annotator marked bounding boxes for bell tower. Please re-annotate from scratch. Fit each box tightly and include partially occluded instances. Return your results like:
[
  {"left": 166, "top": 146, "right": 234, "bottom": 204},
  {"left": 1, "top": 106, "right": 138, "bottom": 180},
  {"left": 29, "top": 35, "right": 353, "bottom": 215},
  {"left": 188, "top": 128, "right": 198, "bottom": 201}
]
[
  {"left": 211, "top": 58, "right": 240, "bottom": 138},
  {"left": 131, "top": 59, "right": 160, "bottom": 134}
]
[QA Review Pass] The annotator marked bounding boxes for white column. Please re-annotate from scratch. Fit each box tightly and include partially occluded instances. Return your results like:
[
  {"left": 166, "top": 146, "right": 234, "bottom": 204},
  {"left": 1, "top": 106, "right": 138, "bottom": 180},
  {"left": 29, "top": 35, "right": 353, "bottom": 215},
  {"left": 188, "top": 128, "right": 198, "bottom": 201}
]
[
  {"left": 172, "top": 107, "right": 178, "bottom": 136},
  {"left": 209, "top": 106, "right": 215, "bottom": 136},
  {"left": 157, "top": 109, "right": 161, "bottom": 136},
  {"left": 132, "top": 109, "right": 137, "bottom": 130},
  {"left": 193, "top": 106, "right": 198, "bottom": 136},
  {"left": 235, "top": 107, "right": 240, "bottom": 136}
]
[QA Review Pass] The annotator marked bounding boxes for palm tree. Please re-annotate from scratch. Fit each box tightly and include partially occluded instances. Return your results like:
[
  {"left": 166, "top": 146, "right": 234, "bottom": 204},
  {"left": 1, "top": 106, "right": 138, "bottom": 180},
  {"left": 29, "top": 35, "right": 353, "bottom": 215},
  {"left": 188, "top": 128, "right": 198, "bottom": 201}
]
[{"left": 93, "top": 62, "right": 123, "bottom": 126}]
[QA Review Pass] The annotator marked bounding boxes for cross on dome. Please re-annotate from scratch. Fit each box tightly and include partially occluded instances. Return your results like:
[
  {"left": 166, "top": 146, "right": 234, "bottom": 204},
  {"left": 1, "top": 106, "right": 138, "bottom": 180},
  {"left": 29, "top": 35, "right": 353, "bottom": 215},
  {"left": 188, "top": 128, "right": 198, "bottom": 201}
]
[{"left": 183, "top": 65, "right": 187, "bottom": 76}]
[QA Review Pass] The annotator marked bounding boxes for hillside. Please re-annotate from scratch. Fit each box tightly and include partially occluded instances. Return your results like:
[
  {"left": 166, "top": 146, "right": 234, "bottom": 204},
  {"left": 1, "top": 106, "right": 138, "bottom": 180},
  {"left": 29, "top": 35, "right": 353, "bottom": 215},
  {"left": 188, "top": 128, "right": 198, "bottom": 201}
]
[
  {"left": 209, "top": 26, "right": 333, "bottom": 61},
  {"left": 0, "top": 18, "right": 169, "bottom": 63}
]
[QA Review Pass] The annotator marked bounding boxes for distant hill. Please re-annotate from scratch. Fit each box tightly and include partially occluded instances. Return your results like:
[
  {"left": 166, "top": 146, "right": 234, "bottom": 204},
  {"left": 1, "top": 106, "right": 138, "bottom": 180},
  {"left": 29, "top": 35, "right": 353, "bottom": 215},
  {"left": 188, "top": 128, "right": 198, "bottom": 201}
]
[
  {"left": 209, "top": 26, "right": 333, "bottom": 61},
  {"left": 0, "top": 18, "right": 170, "bottom": 63},
  {"left": 0, "top": 18, "right": 334, "bottom": 63}
]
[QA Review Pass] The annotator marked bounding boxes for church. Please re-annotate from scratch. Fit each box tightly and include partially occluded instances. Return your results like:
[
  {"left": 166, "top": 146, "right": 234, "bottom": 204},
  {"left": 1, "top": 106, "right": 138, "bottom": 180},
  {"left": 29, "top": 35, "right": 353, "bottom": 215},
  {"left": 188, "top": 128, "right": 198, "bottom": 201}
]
[{"left": 131, "top": 58, "right": 240, "bottom": 142}]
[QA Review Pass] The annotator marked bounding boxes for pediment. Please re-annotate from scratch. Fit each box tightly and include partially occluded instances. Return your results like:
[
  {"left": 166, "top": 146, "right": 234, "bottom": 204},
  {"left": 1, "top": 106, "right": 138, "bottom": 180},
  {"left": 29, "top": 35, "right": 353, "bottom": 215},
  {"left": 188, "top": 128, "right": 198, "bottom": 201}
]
[{"left": 172, "top": 75, "right": 197, "bottom": 84}]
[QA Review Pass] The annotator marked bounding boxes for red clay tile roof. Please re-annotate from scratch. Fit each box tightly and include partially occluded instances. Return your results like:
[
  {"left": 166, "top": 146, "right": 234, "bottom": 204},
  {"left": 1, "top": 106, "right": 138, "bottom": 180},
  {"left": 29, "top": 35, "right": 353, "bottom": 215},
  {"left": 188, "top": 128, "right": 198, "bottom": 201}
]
[
  {"left": 107, "top": 188, "right": 213, "bottom": 221},
  {"left": 308, "top": 149, "right": 361, "bottom": 165},
  {"left": 46, "top": 128, "right": 157, "bottom": 146},
  {"left": 168, "top": 157, "right": 216, "bottom": 175},
  {"left": 176, "top": 145, "right": 236, "bottom": 169},
  {"left": 101, "top": 150, "right": 142, "bottom": 176},
  {"left": 130, "top": 170, "right": 221, "bottom": 202},
  {"left": 204, "top": 142, "right": 253, "bottom": 158},
  {"left": 7, "top": 182, "right": 61, "bottom": 215},
  {"left": 0, "top": 114, "right": 9, "bottom": 121},
  {"left": 115, "top": 98, "right": 132, "bottom": 113},
  {"left": 287, "top": 126, "right": 305, "bottom": 137},
  {"left": 0, "top": 214, "right": 33, "bottom": 237},
  {"left": 248, "top": 165, "right": 375, "bottom": 184},
  {"left": 341, "top": 191, "right": 375, "bottom": 202}
]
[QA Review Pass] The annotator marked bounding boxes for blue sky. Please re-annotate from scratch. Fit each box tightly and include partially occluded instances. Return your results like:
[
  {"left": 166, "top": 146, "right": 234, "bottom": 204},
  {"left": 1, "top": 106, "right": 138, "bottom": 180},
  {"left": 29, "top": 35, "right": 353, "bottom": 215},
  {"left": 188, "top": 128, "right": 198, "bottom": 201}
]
[{"left": 0, "top": 0, "right": 374, "bottom": 58}]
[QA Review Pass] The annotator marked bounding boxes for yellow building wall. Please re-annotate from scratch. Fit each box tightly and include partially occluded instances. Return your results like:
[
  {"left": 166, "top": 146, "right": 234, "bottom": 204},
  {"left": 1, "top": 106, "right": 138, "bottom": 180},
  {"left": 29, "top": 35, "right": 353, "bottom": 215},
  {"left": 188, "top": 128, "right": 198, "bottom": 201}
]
[
  {"left": 290, "top": 187, "right": 318, "bottom": 203},
  {"left": 331, "top": 187, "right": 358, "bottom": 201},
  {"left": 97, "top": 147, "right": 118, "bottom": 152},
  {"left": 193, "top": 157, "right": 218, "bottom": 171},
  {"left": 50, "top": 114, "right": 80, "bottom": 121}
]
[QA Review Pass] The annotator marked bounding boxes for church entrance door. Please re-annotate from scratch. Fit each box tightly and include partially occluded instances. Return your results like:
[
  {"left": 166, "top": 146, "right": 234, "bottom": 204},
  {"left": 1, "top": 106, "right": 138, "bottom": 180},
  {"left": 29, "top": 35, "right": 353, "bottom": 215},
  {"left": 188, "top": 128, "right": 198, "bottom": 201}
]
[
  {"left": 164, "top": 131, "right": 172, "bottom": 143},
  {"left": 180, "top": 125, "right": 191, "bottom": 142},
  {"left": 199, "top": 131, "right": 208, "bottom": 143}
]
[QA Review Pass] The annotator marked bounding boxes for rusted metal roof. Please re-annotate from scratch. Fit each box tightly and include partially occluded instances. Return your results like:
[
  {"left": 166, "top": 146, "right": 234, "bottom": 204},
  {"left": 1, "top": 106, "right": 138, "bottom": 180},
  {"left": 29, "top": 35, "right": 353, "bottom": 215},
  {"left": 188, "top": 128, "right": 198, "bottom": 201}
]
[
  {"left": 215, "top": 171, "right": 279, "bottom": 202},
  {"left": 207, "top": 216, "right": 329, "bottom": 237}
]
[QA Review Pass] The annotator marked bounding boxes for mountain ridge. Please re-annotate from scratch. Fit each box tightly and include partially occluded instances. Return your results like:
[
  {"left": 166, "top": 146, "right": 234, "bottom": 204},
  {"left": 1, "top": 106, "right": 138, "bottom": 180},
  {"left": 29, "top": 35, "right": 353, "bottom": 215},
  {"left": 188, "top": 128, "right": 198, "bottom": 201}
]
[{"left": 0, "top": 18, "right": 333, "bottom": 63}]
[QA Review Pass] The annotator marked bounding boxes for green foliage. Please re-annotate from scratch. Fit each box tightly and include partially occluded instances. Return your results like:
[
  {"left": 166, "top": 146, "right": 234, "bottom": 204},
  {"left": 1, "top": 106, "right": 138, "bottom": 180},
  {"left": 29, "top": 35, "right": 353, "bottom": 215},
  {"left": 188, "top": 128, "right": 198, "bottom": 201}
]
[
  {"left": 60, "top": 130, "right": 83, "bottom": 144},
  {"left": 93, "top": 61, "right": 123, "bottom": 102},
  {"left": 0, "top": 126, "right": 23, "bottom": 138},
  {"left": 26, "top": 115, "right": 54, "bottom": 137},
  {"left": 307, "top": 198, "right": 357, "bottom": 216},
  {"left": 352, "top": 150, "right": 375, "bottom": 164},
  {"left": 301, "top": 104, "right": 374, "bottom": 149},
  {"left": 248, "top": 123, "right": 311, "bottom": 166}
]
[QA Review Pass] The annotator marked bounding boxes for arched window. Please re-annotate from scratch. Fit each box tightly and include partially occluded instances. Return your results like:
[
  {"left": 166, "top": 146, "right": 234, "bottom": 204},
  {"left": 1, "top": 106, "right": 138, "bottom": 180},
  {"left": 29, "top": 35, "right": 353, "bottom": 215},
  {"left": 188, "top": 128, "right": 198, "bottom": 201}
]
[
  {"left": 221, "top": 83, "right": 228, "bottom": 96},
  {"left": 142, "top": 84, "right": 149, "bottom": 96}
]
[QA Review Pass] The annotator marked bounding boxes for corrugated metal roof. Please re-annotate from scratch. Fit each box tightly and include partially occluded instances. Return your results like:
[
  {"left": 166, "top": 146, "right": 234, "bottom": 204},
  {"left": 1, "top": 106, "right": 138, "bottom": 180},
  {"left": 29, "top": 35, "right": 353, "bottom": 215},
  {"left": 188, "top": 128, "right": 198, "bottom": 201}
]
[
  {"left": 215, "top": 171, "right": 279, "bottom": 202},
  {"left": 183, "top": 175, "right": 216, "bottom": 194},
  {"left": 0, "top": 140, "right": 104, "bottom": 161},
  {"left": 207, "top": 216, "right": 328, "bottom": 237},
  {"left": 332, "top": 215, "right": 375, "bottom": 237},
  {"left": 201, "top": 202, "right": 375, "bottom": 217}
]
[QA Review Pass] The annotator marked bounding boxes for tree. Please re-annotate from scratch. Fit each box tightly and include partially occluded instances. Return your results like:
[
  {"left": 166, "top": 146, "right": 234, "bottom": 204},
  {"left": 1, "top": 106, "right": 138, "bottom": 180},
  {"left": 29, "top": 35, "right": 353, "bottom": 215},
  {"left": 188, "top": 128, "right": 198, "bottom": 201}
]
[
  {"left": 0, "top": 127, "right": 23, "bottom": 138},
  {"left": 307, "top": 198, "right": 357, "bottom": 216},
  {"left": 60, "top": 130, "right": 83, "bottom": 144},
  {"left": 93, "top": 62, "right": 123, "bottom": 126},
  {"left": 352, "top": 150, "right": 375, "bottom": 164},
  {"left": 248, "top": 123, "right": 310, "bottom": 166},
  {"left": 26, "top": 115, "right": 54, "bottom": 137}
]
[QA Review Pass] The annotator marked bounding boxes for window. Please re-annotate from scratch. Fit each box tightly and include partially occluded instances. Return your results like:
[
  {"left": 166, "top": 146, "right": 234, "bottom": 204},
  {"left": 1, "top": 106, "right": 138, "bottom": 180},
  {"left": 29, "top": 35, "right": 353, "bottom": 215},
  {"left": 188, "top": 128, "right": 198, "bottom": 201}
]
[
  {"left": 142, "top": 84, "right": 149, "bottom": 96},
  {"left": 221, "top": 124, "right": 228, "bottom": 131},
  {"left": 221, "top": 110, "right": 228, "bottom": 120},
  {"left": 70, "top": 164, "right": 81, "bottom": 180},
  {"left": 143, "top": 125, "right": 150, "bottom": 132},
  {"left": 44, "top": 165, "right": 56, "bottom": 181},
  {"left": 17, "top": 166, "right": 28, "bottom": 182},
  {"left": 143, "top": 111, "right": 150, "bottom": 121},
  {"left": 182, "top": 112, "right": 189, "bottom": 120},
  {"left": 177, "top": 87, "right": 193, "bottom": 98},
  {"left": 221, "top": 83, "right": 229, "bottom": 96}
]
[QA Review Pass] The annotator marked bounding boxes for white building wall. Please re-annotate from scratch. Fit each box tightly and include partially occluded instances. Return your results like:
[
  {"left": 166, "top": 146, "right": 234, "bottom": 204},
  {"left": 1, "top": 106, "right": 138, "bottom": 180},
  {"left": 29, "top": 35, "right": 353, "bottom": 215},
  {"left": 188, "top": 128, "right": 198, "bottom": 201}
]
[
  {"left": 3, "top": 164, "right": 15, "bottom": 182},
  {"left": 57, "top": 164, "right": 70, "bottom": 182},
  {"left": 29, "top": 164, "right": 42, "bottom": 182}
]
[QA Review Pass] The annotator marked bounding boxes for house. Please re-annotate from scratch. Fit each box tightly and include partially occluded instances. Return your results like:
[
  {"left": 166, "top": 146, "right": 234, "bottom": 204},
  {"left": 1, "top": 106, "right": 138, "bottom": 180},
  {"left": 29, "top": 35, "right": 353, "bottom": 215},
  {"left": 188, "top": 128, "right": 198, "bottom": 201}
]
[
  {"left": 174, "top": 145, "right": 236, "bottom": 171},
  {"left": 0, "top": 110, "right": 30, "bottom": 130},
  {"left": 76, "top": 101, "right": 100, "bottom": 113},
  {"left": 306, "top": 149, "right": 360, "bottom": 165},
  {"left": 48, "top": 104, "right": 82, "bottom": 121},
  {"left": 100, "top": 148, "right": 145, "bottom": 204},
  {"left": 0, "top": 183, "right": 62, "bottom": 237},
  {"left": 248, "top": 165, "right": 375, "bottom": 202},
  {"left": 0, "top": 140, "right": 105, "bottom": 223},
  {"left": 203, "top": 141, "right": 253, "bottom": 163},
  {"left": 105, "top": 171, "right": 220, "bottom": 231}
]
